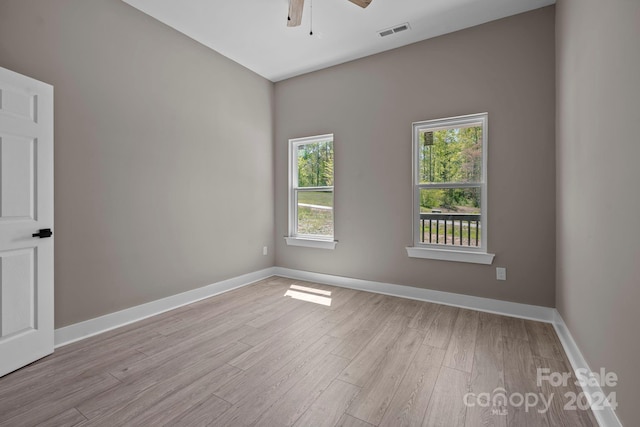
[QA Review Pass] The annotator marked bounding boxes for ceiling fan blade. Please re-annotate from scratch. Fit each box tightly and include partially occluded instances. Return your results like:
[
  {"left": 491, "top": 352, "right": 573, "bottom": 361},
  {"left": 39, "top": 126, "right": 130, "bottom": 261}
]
[
  {"left": 348, "top": 0, "right": 372, "bottom": 8},
  {"left": 288, "top": 0, "right": 304, "bottom": 27}
]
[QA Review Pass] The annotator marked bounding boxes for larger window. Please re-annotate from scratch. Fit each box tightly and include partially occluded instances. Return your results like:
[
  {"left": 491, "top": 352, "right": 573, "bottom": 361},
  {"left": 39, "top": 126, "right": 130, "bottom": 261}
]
[
  {"left": 285, "top": 134, "right": 336, "bottom": 249},
  {"left": 407, "top": 113, "right": 494, "bottom": 264}
]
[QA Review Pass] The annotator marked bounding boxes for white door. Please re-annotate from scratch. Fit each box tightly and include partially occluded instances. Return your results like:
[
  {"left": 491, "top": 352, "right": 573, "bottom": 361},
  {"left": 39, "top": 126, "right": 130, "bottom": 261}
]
[{"left": 0, "top": 67, "right": 54, "bottom": 377}]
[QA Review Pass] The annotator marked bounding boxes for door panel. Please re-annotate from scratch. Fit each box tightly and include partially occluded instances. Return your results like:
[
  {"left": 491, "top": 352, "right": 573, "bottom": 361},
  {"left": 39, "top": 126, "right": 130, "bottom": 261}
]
[
  {"left": 0, "top": 66, "right": 53, "bottom": 377},
  {"left": 1, "top": 248, "right": 36, "bottom": 337},
  {"left": 0, "top": 136, "right": 36, "bottom": 219},
  {"left": 0, "top": 86, "right": 37, "bottom": 122}
]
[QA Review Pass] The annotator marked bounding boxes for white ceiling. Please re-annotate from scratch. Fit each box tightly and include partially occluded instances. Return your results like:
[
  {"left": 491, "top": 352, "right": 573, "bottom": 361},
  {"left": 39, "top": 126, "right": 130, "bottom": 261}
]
[{"left": 122, "top": 0, "right": 554, "bottom": 82}]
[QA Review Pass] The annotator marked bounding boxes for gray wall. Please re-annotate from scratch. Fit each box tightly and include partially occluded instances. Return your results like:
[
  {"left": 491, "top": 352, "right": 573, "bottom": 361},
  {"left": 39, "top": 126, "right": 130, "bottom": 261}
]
[
  {"left": 275, "top": 7, "right": 557, "bottom": 307},
  {"left": 0, "top": 0, "right": 275, "bottom": 328},
  {"left": 556, "top": 0, "right": 640, "bottom": 424}
]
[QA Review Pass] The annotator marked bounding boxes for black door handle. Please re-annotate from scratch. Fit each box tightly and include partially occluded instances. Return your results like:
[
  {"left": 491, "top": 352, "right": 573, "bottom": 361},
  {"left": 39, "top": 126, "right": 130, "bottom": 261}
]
[{"left": 32, "top": 228, "right": 53, "bottom": 238}]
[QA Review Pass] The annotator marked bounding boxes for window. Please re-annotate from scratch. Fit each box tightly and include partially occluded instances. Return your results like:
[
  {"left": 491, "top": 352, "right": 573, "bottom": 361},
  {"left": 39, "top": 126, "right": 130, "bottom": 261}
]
[
  {"left": 406, "top": 113, "right": 494, "bottom": 264},
  {"left": 285, "top": 134, "right": 336, "bottom": 249}
]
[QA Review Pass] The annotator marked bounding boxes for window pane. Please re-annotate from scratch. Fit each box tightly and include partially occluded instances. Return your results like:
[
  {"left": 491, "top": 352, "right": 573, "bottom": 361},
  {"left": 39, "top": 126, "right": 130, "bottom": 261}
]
[
  {"left": 418, "top": 125, "right": 482, "bottom": 184},
  {"left": 297, "top": 190, "right": 333, "bottom": 237},
  {"left": 418, "top": 188, "right": 481, "bottom": 246},
  {"left": 297, "top": 140, "right": 334, "bottom": 188}
]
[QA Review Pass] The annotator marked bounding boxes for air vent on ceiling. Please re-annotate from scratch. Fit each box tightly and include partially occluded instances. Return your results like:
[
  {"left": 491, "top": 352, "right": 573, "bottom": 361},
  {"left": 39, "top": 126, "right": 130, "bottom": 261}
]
[{"left": 378, "top": 22, "right": 411, "bottom": 37}]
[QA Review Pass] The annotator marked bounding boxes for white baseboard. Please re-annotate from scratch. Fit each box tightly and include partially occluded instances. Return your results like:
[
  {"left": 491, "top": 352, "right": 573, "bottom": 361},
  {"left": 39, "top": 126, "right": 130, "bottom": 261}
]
[
  {"left": 54, "top": 267, "right": 276, "bottom": 348},
  {"left": 552, "top": 311, "right": 623, "bottom": 427},
  {"left": 54, "top": 266, "right": 555, "bottom": 349},
  {"left": 273, "top": 267, "right": 556, "bottom": 322}
]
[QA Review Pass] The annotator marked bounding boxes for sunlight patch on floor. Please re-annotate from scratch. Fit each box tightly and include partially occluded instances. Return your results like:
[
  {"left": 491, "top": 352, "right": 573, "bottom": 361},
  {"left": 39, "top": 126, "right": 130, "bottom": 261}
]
[
  {"left": 284, "top": 288, "right": 332, "bottom": 306},
  {"left": 289, "top": 284, "right": 332, "bottom": 296}
]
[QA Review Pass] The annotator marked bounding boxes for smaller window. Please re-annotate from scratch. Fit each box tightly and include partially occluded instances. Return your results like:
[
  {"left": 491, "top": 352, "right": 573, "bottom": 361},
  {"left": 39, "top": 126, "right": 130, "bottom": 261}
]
[
  {"left": 286, "top": 134, "right": 336, "bottom": 249},
  {"left": 407, "top": 113, "right": 494, "bottom": 264}
]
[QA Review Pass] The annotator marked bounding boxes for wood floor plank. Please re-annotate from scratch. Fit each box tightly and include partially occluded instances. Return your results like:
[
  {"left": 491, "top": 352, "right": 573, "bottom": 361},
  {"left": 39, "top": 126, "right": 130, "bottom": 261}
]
[
  {"left": 501, "top": 316, "right": 529, "bottom": 341},
  {"left": 338, "top": 314, "right": 409, "bottom": 386},
  {"left": 134, "top": 311, "right": 257, "bottom": 356},
  {"left": 346, "top": 328, "right": 425, "bottom": 425},
  {"left": 293, "top": 379, "right": 361, "bottom": 427},
  {"left": 51, "top": 312, "right": 180, "bottom": 358},
  {"left": 327, "top": 287, "right": 378, "bottom": 313},
  {"left": 115, "top": 367, "right": 234, "bottom": 426},
  {"left": 75, "top": 376, "right": 157, "bottom": 421},
  {"left": 219, "top": 310, "right": 348, "bottom": 392},
  {"left": 167, "top": 394, "right": 232, "bottom": 426},
  {"left": 212, "top": 340, "right": 344, "bottom": 426},
  {"left": 534, "top": 357, "right": 598, "bottom": 427},
  {"left": 246, "top": 296, "right": 309, "bottom": 328},
  {"left": 378, "top": 344, "right": 445, "bottom": 427},
  {"left": 408, "top": 301, "right": 440, "bottom": 330},
  {"left": 327, "top": 294, "right": 384, "bottom": 338},
  {"left": 34, "top": 408, "right": 87, "bottom": 427},
  {"left": 0, "top": 332, "right": 152, "bottom": 394},
  {"left": 336, "top": 414, "right": 376, "bottom": 427},
  {"left": 0, "top": 348, "right": 146, "bottom": 415},
  {"left": 331, "top": 300, "right": 400, "bottom": 360},
  {"left": 77, "top": 342, "right": 248, "bottom": 420},
  {"left": 142, "top": 314, "right": 186, "bottom": 336},
  {"left": 324, "top": 308, "right": 371, "bottom": 338},
  {"left": 215, "top": 334, "right": 341, "bottom": 404},
  {"left": 503, "top": 337, "right": 550, "bottom": 427},
  {"left": 111, "top": 332, "right": 250, "bottom": 383},
  {"left": 423, "top": 367, "right": 469, "bottom": 427},
  {"left": 230, "top": 308, "right": 348, "bottom": 371},
  {"left": 423, "top": 305, "right": 460, "bottom": 349},
  {"left": 393, "top": 298, "right": 424, "bottom": 319},
  {"left": 240, "top": 302, "right": 325, "bottom": 347},
  {"left": 0, "top": 374, "right": 119, "bottom": 426},
  {"left": 154, "top": 284, "right": 287, "bottom": 337},
  {"left": 254, "top": 354, "right": 349, "bottom": 426},
  {"left": 80, "top": 364, "right": 240, "bottom": 426},
  {"left": 443, "top": 309, "right": 479, "bottom": 373},
  {"left": 525, "top": 321, "right": 566, "bottom": 362},
  {"left": 465, "top": 312, "right": 506, "bottom": 427},
  {"left": 324, "top": 287, "right": 360, "bottom": 311}
]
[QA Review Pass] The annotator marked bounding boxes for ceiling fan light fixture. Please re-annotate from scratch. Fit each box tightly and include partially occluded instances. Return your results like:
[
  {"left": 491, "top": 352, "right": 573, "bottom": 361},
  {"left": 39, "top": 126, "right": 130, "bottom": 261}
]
[
  {"left": 288, "top": 0, "right": 373, "bottom": 28},
  {"left": 287, "top": 0, "right": 304, "bottom": 27},
  {"left": 348, "top": 0, "right": 373, "bottom": 8}
]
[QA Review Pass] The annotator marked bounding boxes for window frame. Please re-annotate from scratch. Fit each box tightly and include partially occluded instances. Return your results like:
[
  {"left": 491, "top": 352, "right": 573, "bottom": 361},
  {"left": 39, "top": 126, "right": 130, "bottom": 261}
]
[
  {"left": 285, "top": 133, "right": 337, "bottom": 250},
  {"left": 407, "top": 113, "right": 494, "bottom": 264}
]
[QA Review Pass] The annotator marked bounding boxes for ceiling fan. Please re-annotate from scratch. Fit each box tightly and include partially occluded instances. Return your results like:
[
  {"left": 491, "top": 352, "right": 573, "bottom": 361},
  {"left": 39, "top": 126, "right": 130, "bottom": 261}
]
[{"left": 287, "top": 0, "right": 372, "bottom": 27}]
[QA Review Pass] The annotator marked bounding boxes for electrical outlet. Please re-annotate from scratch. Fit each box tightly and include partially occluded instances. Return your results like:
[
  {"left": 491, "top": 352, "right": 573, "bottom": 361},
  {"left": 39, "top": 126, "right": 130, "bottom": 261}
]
[
  {"left": 263, "top": 246, "right": 268, "bottom": 256},
  {"left": 496, "top": 267, "right": 507, "bottom": 281}
]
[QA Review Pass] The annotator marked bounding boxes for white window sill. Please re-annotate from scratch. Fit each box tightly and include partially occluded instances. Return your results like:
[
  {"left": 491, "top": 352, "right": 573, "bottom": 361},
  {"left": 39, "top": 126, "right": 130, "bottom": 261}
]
[
  {"left": 285, "top": 237, "right": 337, "bottom": 250},
  {"left": 406, "top": 247, "right": 495, "bottom": 265}
]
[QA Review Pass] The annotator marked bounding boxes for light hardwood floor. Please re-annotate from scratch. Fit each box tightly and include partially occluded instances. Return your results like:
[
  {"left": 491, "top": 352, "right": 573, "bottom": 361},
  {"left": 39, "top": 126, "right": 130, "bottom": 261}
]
[{"left": 0, "top": 276, "right": 597, "bottom": 426}]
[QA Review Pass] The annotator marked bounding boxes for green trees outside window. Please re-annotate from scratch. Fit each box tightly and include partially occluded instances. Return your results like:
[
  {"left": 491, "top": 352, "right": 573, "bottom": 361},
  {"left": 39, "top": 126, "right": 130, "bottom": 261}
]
[
  {"left": 291, "top": 137, "right": 334, "bottom": 238},
  {"left": 418, "top": 126, "right": 482, "bottom": 213}
]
